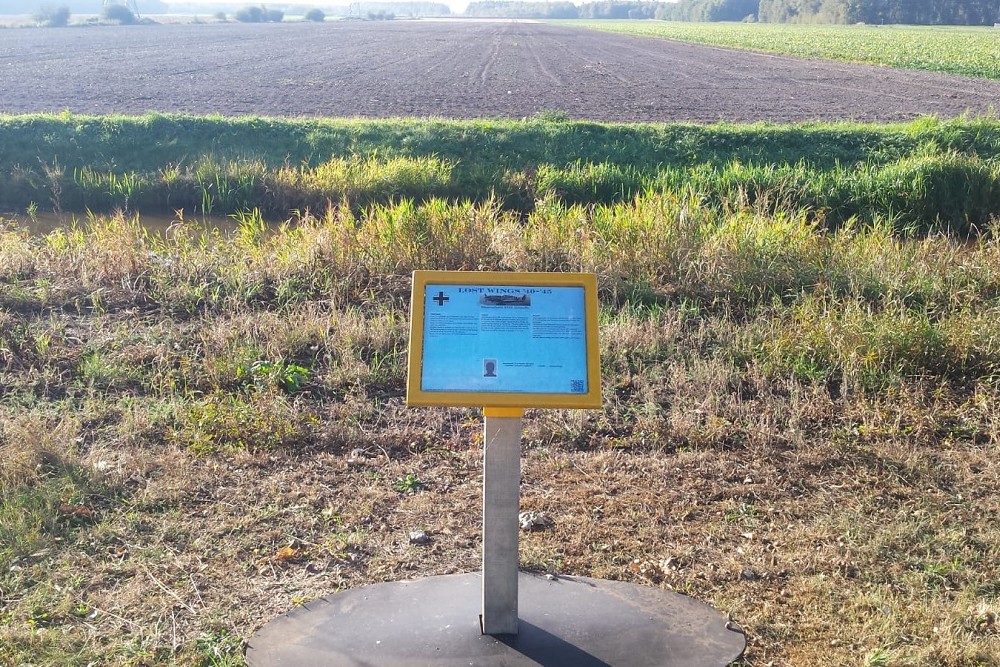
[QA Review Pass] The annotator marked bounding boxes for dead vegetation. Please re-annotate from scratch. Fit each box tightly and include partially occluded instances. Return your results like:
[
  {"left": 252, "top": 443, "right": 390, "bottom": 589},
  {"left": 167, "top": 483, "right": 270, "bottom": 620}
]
[{"left": 2, "top": 202, "right": 1000, "bottom": 666}]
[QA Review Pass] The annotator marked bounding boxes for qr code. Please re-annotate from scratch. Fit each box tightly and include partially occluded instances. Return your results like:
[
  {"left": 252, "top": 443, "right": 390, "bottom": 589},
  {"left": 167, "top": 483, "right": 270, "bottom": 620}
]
[{"left": 570, "top": 379, "right": 585, "bottom": 393}]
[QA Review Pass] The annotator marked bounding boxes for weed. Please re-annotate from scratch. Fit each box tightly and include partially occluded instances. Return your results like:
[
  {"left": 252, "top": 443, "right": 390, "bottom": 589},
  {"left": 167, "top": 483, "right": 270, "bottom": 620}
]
[
  {"left": 174, "top": 392, "right": 310, "bottom": 454},
  {"left": 244, "top": 360, "right": 311, "bottom": 394},
  {"left": 196, "top": 629, "right": 243, "bottom": 667},
  {"left": 865, "top": 646, "right": 892, "bottom": 667},
  {"left": 394, "top": 473, "right": 425, "bottom": 493},
  {"left": 531, "top": 109, "right": 571, "bottom": 123}
]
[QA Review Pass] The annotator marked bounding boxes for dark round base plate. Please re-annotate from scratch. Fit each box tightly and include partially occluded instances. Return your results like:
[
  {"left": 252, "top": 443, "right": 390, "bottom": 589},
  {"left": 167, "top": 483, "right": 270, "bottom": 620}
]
[{"left": 246, "top": 572, "right": 746, "bottom": 666}]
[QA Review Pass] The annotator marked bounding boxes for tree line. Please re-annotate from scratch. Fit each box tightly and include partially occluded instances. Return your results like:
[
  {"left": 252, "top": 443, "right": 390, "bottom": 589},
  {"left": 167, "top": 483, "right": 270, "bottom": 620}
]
[
  {"left": 463, "top": 0, "right": 998, "bottom": 23},
  {"left": 464, "top": 1, "right": 665, "bottom": 19},
  {"left": 7, "top": 0, "right": 995, "bottom": 27},
  {"left": 668, "top": 0, "right": 1000, "bottom": 24}
]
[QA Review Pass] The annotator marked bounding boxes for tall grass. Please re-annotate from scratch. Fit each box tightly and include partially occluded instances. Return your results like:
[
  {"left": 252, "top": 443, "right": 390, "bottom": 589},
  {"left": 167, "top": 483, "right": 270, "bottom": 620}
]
[
  {"left": 2, "top": 114, "right": 1000, "bottom": 233},
  {"left": 2, "top": 114, "right": 997, "bottom": 234},
  {"left": 4, "top": 113, "right": 997, "bottom": 175},
  {"left": 45, "top": 156, "right": 455, "bottom": 217},
  {"left": 5, "top": 192, "right": 1000, "bottom": 393}
]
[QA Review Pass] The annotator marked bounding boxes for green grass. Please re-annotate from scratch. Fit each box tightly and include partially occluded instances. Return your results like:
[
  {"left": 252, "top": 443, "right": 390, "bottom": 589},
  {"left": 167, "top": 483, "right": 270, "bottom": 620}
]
[
  {"left": 3, "top": 113, "right": 1000, "bottom": 233},
  {"left": 5, "top": 111, "right": 999, "bottom": 175},
  {"left": 565, "top": 21, "right": 1000, "bottom": 80}
]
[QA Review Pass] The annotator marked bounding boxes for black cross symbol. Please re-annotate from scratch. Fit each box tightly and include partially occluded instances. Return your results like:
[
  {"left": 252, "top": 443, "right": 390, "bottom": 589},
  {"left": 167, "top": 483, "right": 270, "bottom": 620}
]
[{"left": 433, "top": 291, "right": 449, "bottom": 306}]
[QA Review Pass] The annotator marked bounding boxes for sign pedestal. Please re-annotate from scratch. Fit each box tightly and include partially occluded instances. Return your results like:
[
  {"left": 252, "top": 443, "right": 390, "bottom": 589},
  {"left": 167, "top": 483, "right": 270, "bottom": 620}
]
[
  {"left": 245, "top": 572, "right": 747, "bottom": 666},
  {"left": 481, "top": 408, "right": 523, "bottom": 636},
  {"left": 244, "top": 272, "right": 747, "bottom": 665}
]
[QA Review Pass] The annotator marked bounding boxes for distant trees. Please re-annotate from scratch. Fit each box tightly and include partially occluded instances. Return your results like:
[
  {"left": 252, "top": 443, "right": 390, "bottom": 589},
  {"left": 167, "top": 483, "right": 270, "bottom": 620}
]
[
  {"left": 315, "top": 2, "right": 449, "bottom": 18},
  {"left": 665, "top": 0, "right": 759, "bottom": 21},
  {"left": 464, "top": 1, "right": 579, "bottom": 18},
  {"left": 756, "top": 0, "right": 837, "bottom": 23},
  {"left": 234, "top": 5, "right": 284, "bottom": 22},
  {"left": 304, "top": 8, "right": 325, "bottom": 21},
  {"left": 234, "top": 6, "right": 263, "bottom": 21},
  {"left": 756, "top": 0, "right": 999, "bottom": 24},
  {"left": 34, "top": 5, "right": 71, "bottom": 26},
  {"left": 579, "top": 2, "right": 666, "bottom": 19},
  {"left": 101, "top": 3, "right": 137, "bottom": 23},
  {"left": 463, "top": 1, "right": 674, "bottom": 19},
  {"left": 666, "top": 0, "right": 1000, "bottom": 24}
]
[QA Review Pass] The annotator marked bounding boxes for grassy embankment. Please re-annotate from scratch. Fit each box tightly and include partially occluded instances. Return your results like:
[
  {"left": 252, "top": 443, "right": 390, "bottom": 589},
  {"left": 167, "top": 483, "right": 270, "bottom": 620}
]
[
  {"left": 566, "top": 21, "right": 1000, "bottom": 81},
  {"left": 2, "top": 114, "right": 1000, "bottom": 666},
  {"left": 3, "top": 113, "right": 1000, "bottom": 233}
]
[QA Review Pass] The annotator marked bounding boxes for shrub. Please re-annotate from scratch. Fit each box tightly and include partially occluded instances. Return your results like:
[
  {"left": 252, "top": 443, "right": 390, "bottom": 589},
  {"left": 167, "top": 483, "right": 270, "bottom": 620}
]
[
  {"left": 304, "top": 8, "right": 325, "bottom": 22},
  {"left": 234, "top": 6, "right": 265, "bottom": 22},
  {"left": 101, "top": 3, "right": 136, "bottom": 24},
  {"left": 235, "top": 6, "right": 284, "bottom": 22},
  {"left": 34, "top": 6, "right": 70, "bottom": 27},
  {"left": 212, "top": 11, "right": 227, "bottom": 20}
]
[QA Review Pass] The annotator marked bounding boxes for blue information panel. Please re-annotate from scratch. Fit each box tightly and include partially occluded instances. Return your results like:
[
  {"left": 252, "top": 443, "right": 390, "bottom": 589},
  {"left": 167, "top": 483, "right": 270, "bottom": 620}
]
[{"left": 420, "top": 283, "right": 589, "bottom": 395}]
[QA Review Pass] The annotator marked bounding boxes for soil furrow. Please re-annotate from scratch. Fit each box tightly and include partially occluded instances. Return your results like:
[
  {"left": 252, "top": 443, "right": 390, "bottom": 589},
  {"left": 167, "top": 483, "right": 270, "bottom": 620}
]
[{"left": 1, "top": 20, "right": 998, "bottom": 122}]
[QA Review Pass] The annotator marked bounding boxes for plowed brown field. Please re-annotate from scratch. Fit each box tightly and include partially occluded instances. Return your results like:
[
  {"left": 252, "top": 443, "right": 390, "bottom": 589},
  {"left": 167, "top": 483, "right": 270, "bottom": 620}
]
[{"left": 2, "top": 19, "right": 999, "bottom": 122}]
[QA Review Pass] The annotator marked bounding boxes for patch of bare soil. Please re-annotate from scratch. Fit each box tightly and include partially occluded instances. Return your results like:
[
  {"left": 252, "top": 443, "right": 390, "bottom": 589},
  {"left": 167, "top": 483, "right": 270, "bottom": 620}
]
[
  {"left": 1, "top": 20, "right": 998, "bottom": 122},
  {"left": 59, "top": 386, "right": 1000, "bottom": 666}
]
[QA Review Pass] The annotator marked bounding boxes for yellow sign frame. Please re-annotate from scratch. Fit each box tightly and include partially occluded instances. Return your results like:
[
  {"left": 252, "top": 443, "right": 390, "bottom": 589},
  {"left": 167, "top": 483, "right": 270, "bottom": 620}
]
[{"left": 407, "top": 271, "right": 601, "bottom": 409}]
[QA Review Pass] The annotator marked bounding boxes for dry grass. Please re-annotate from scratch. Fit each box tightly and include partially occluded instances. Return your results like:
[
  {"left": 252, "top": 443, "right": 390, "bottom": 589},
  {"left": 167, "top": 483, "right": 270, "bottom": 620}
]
[{"left": 2, "top": 203, "right": 1000, "bottom": 666}]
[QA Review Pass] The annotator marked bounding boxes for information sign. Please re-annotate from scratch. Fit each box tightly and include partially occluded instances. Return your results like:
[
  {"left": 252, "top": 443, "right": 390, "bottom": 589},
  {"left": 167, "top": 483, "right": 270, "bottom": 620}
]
[{"left": 407, "top": 271, "right": 601, "bottom": 409}]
